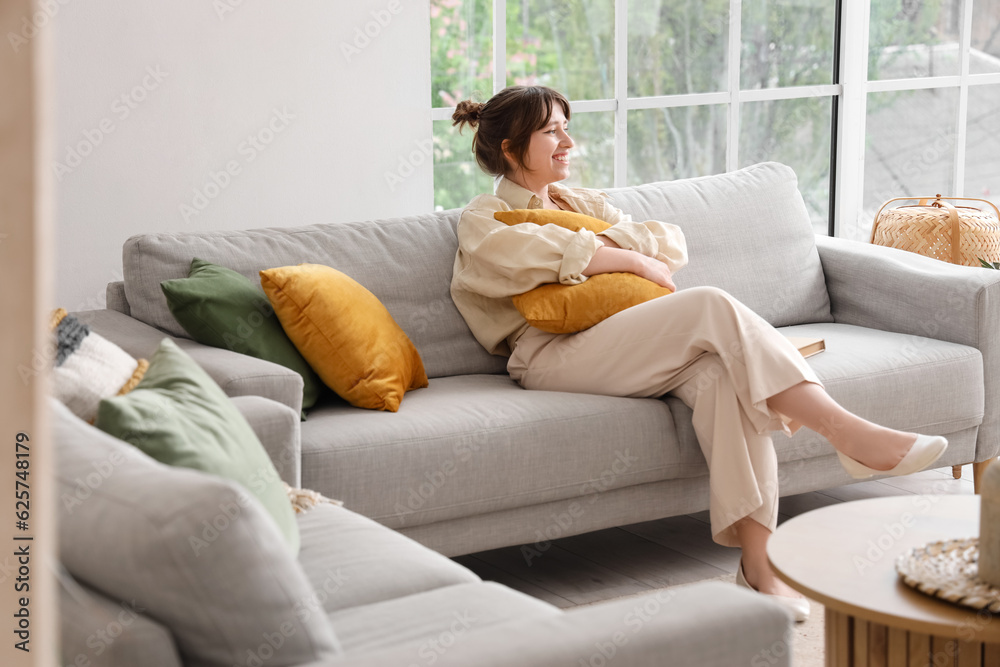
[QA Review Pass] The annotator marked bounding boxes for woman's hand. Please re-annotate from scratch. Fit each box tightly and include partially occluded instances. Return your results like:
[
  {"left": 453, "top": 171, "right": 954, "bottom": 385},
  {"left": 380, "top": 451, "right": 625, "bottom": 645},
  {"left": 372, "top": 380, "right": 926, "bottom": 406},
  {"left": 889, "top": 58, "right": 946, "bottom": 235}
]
[
  {"left": 583, "top": 246, "right": 677, "bottom": 291},
  {"left": 631, "top": 253, "right": 676, "bottom": 291}
]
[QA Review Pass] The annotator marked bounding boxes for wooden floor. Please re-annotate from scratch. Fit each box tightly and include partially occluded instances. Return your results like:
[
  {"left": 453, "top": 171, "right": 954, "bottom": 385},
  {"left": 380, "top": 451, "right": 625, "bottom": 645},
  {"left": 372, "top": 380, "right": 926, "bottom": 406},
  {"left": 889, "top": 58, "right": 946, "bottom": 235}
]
[{"left": 452, "top": 466, "right": 977, "bottom": 609}]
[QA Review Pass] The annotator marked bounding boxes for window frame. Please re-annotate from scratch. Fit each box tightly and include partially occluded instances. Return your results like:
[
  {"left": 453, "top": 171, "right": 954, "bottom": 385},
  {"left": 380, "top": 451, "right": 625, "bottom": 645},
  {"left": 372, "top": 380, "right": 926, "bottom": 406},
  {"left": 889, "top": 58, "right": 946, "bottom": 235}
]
[{"left": 430, "top": 0, "right": 999, "bottom": 239}]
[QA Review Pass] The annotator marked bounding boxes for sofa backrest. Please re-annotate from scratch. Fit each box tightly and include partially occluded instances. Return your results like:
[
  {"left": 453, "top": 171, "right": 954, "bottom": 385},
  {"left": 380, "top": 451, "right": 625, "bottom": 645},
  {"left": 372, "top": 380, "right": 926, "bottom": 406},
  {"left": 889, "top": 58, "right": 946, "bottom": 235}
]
[
  {"left": 605, "top": 162, "right": 832, "bottom": 326},
  {"left": 121, "top": 162, "right": 830, "bottom": 380},
  {"left": 122, "top": 210, "right": 508, "bottom": 379}
]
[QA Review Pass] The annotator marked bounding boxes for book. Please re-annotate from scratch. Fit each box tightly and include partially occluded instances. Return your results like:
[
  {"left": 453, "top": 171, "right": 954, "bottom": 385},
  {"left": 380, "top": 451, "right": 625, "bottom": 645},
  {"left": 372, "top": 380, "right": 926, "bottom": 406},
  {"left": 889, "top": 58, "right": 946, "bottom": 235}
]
[{"left": 786, "top": 336, "right": 825, "bottom": 359}]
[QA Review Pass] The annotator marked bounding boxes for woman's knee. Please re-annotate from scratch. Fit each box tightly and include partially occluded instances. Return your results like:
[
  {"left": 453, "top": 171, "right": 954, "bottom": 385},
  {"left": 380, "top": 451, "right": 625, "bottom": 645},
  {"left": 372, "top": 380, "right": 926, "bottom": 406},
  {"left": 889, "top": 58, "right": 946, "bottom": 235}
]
[
  {"left": 677, "top": 285, "right": 746, "bottom": 320},
  {"left": 683, "top": 285, "right": 737, "bottom": 305}
]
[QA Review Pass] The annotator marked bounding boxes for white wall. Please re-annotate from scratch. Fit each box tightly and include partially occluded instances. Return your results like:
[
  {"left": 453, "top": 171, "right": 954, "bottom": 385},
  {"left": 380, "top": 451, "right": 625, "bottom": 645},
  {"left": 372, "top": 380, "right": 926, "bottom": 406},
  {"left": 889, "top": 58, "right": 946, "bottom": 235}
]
[{"left": 53, "top": 0, "right": 431, "bottom": 309}]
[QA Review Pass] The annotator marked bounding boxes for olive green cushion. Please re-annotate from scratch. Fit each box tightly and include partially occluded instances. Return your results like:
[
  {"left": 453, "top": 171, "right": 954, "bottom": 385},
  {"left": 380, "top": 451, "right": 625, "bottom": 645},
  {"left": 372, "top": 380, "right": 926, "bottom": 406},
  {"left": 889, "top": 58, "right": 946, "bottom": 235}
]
[
  {"left": 95, "top": 338, "right": 299, "bottom": 553},
  {"left": 160, "top": 258, "right": 324, "bottom": 412}
]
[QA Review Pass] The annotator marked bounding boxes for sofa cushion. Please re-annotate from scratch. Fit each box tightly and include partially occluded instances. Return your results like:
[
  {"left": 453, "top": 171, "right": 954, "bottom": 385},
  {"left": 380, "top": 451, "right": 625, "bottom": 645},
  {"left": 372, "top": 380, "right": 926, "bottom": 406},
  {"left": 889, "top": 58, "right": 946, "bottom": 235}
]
[
  {"left": 605, "top": 162, "right": 833, "bottom": 327},
  {"left": 121, "top": 211, "right": 508, "bottom": 379},
  {"left": 59, "top": 569, "right": 183, "bottom": 667},
  {"left": 298, "top": 374, "right": 698, "bottom": 529},
  {"left": 95, "top": 338, "right": 300, "bottom": 553},
  {"left": 54, "top": 400, "right": 341, "bottom": 666},
  {"left": 51, "top": 309, "right": 148, "bottom": 423},
  {"left": 296, "top": 503, "right": 480, "bottom": 614},
  {"left": 327, "top": 582, "right": 559, "bottom": 656},
  {"left": 160, "top": 257, "right": 325, "bottom": 411},
  {"left": 77, "top": 309, "right": 308, "bottom": 418},
  {"left": 260, "top": 263, "right": 429, "bottom": 412}
]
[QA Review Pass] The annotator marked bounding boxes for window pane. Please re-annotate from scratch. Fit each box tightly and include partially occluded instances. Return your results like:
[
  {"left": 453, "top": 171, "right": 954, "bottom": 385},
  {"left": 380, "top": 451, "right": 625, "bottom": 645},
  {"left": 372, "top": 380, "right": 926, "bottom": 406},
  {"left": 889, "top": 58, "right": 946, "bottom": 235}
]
[
  {"left": 506, "top": 0, "right": 614, "bottom": 101},
  {"left": 971, "top": 0, "right": 1000, "bottom": 74},
  {"left": 862, "top": 88, "right": 960, "bottom": 237},
  {"left": 433, "top": 119, "right": 495, "bottom": 211},
  {"left": 740, "top": 97, "right": 833, "bottom": 232},
  {"left": 431, "top": 0, "right": 493, "bottom": 108},
  {"left": 628, "top": 0, "right": 729, "bottom": 97},
  {"left": 627, "top": 105, "right": 727, "bottom": 186},
  {"left": 869, "top": 0, "right": 964, "bottom": 80},
  {"left": 562, "top": 111, "right": 615, "bottom": 189},
  {"left": 740, "top": 0, "right": 836, "bottom": 90},
  {"left": 965, "top": 85, "right": 1000, "bottom": 212}
]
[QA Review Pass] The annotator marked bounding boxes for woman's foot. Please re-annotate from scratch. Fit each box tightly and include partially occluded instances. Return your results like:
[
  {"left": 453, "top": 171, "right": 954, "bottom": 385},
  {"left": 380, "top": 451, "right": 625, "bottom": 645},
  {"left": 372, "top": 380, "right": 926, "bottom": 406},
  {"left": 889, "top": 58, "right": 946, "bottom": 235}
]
[
  {"left": 766, "top": 381, "right": 946, "bottom": 474},
  {"left": 830, "top": 423, "right": 912, "bottom": 470},
  {"left": 733, "top": 518, "right": 810, "bottom": 622},
  {"left": 832, "top": 426, "right": 947, "bottom": 479},
  {"left": 736, "top": 559, "right": 810, "bottom": 622}
]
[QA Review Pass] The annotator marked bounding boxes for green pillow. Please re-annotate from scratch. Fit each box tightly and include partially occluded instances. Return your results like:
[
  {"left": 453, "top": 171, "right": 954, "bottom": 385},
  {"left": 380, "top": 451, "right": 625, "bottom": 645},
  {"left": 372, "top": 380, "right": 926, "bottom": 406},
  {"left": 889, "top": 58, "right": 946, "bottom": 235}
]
[
  {"left": 95, "top": 338, "right": 299, "bottom": 554},
  {"left": 160, "top": 258, "right": 324, "bottom": 413}
]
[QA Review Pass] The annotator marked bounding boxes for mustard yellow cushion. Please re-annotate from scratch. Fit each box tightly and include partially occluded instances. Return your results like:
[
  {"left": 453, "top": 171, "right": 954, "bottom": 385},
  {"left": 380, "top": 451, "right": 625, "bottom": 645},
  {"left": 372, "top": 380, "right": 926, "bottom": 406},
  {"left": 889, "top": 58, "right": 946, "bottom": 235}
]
[
  {"left": 493, "top": 208, "right": 611, "bottom": 234},
  {"left": 493, "top": 209, "right": 673, "bottom": 334},
  {"left": 260, "top": 264, "right": 428, "bottom": 412}
]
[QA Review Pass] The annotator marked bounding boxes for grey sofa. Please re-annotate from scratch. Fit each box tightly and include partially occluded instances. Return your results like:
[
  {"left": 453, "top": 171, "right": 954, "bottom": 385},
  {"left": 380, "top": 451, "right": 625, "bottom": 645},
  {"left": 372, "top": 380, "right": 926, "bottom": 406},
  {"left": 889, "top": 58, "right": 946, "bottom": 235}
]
[
  {"left": 56, "top": 396, "right": 794, "bottom": 667},
  {"left": 76, "top": 161, "right": 1000, "bottom": 562}
]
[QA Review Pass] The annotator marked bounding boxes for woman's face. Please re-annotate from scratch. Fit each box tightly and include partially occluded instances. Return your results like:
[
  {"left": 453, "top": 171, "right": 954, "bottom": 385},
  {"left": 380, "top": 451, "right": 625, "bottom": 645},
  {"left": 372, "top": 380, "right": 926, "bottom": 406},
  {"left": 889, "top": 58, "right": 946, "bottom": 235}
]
[{"left": 514, "top": 104, "right": 574, "bottom": 186}]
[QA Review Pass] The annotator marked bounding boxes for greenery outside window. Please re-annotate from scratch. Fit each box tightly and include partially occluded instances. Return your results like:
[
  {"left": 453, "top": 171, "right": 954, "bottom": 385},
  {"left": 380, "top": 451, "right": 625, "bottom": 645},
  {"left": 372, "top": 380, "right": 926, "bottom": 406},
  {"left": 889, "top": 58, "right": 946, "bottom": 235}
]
[{"left": 431, "top": 0, "right": 1000, "bottom": 240}]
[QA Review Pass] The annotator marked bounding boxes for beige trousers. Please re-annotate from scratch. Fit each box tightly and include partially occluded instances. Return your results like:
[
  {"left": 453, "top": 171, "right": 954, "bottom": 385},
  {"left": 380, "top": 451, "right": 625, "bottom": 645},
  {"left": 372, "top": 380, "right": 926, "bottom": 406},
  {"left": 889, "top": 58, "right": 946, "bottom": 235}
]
[{"left": 507, "top": 286, "right": 822, "bottom": 547}]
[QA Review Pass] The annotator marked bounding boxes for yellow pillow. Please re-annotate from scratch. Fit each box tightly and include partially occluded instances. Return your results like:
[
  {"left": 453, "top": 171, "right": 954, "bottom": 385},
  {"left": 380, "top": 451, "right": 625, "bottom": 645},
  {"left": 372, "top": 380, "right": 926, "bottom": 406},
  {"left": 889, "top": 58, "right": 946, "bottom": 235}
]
[
  {"left": 494, "top": 208, "right": 610, "bottom": 233},
  {"left": 260, "top": 264, "right": 428, "bottom": 412},
  {"left": 493, "top": 209, "right": 673, "bottom": 333}
]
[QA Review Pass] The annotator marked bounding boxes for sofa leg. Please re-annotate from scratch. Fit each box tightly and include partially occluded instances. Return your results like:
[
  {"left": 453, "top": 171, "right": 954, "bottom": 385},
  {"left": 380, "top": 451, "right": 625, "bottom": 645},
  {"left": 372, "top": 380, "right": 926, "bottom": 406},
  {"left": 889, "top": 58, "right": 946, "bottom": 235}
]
[
  {"left": 952, "top": 465, "right": 963, "bottom": 480},
  {"left": 974, "top": 458, "right": 997, "bottom": 494}
]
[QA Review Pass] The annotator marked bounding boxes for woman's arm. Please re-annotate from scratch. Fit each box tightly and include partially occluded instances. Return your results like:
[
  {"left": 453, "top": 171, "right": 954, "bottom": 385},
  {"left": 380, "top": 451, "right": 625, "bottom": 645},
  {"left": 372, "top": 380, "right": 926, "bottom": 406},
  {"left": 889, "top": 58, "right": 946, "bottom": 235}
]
[
  {"left": 595, "top": 195, "right": 688, "bottom": 275},
  {"left": 582, "top": 242, "right": 676, "bottom": 290},
  {"left": 455, "top": 195, "right": 604, "bottom": 298}
]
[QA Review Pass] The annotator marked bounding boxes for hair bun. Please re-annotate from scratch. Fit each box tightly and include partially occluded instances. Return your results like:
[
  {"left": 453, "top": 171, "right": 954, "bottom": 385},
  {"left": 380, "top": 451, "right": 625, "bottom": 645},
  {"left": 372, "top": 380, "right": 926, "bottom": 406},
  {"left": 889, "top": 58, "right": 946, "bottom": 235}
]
[{"left": 452, "top": 100, "right": 484, "bottom": 130}]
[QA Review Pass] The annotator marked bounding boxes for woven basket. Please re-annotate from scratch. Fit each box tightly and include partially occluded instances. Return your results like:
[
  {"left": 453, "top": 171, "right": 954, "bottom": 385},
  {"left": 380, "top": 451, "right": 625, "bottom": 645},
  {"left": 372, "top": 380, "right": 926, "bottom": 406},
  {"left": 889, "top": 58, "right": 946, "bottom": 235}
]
[{"left": 870, "top": 195, "right": 1000, "bottom": 266}]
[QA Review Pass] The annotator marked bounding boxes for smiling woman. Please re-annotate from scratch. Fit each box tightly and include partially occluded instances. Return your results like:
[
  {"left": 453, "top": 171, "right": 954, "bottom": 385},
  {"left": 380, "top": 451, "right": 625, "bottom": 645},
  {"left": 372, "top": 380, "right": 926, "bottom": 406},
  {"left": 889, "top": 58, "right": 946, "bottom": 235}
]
[
  {"left": 446, "top": 84, "right": 950, "bottom": 624},
  {"left": 453, "top": 85, "right": 573, "bottom": 193}
]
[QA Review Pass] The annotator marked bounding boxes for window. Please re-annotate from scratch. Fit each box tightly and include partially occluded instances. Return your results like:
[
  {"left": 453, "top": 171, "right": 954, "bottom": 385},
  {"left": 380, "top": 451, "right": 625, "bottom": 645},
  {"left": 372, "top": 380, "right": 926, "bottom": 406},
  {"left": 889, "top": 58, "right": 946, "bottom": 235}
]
[
  {"left": 431, "top": 1, "right": 1000, "bottom": 239},
  {"left": 856, "top": 0, "right": 1000, "bottom": 241}
]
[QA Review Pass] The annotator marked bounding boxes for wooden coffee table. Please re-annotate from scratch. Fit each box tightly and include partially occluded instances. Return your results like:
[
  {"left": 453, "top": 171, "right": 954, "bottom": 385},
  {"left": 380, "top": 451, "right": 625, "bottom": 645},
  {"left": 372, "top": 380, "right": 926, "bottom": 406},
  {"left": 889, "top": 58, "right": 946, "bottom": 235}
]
[{"left": 768, "top": 495, "right": 1000, "bottom": 666}]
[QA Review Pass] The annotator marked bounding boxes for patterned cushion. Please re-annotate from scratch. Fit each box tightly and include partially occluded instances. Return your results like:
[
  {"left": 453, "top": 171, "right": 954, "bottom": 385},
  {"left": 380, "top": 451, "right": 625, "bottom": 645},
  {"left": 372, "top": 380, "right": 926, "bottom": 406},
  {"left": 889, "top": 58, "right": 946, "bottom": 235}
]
[{"left": 51, "top": 308, "right": 147, "bottom": 422}]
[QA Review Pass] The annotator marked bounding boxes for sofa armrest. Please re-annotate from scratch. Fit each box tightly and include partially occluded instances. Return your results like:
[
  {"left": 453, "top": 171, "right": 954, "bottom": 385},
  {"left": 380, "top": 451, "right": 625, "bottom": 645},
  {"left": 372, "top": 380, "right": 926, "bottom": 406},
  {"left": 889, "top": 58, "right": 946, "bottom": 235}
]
[
  {"left": 816, "top": 236, "right": 1000, "bottom": 461},
  {"left": 74, "top": 309, "right": 304, "bottom": 416},
  {"left": 230, "top": 395, "right": 301, "bottom": 487},
  {"left": 106, "top": 280, "right": 130, "bottom": 315},
  {"left": 312, "top": 583, "right": 792, "bottom": 667}
]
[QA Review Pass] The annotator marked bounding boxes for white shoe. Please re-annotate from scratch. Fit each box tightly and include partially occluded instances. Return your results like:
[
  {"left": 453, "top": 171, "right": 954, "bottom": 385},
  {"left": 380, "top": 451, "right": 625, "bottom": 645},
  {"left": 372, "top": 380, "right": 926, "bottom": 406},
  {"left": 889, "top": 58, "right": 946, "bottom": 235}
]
[
  {"left": 735, "top": 561, "right": 810, "bottom": 623},
  {"left": 836, "top": 434, "right": 948, "bottom": 480}
]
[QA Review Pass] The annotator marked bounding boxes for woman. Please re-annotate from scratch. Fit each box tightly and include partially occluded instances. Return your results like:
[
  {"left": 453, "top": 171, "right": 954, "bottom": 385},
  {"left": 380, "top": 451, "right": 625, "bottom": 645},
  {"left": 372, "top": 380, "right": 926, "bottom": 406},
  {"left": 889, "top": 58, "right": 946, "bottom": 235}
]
[{"left": 449, "top": 85, "right": 947, "bottom": 621}]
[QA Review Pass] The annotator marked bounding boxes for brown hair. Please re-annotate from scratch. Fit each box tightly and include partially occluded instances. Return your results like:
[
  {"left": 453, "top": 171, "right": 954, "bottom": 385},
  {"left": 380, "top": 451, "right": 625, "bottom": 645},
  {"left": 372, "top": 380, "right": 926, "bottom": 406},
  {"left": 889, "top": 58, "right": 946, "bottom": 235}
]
[{"left": 452, "top": 85, "right": 571, "bottom": 178}]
